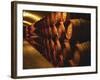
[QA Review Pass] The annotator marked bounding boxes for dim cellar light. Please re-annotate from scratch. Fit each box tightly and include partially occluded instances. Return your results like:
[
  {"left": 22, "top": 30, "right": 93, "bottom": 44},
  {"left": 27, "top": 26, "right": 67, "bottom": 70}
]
[
  {"left": 23, "top": 12, "right": 42, "bottom": 21},
  {"left": 23, "top": 20, "right": 32, "bottom": 26}
]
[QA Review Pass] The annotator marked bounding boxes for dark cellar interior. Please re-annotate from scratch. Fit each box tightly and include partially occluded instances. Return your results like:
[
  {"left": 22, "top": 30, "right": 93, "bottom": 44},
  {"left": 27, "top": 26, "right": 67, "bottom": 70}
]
[{"left": 23, "top": 11, "right": 91, "bottom": 69}]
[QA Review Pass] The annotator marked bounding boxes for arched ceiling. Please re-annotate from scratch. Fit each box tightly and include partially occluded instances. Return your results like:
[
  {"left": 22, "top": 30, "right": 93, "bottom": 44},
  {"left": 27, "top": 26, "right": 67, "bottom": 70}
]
[{"left": 23, "top": 11, "right": 49, "bottom": 27}]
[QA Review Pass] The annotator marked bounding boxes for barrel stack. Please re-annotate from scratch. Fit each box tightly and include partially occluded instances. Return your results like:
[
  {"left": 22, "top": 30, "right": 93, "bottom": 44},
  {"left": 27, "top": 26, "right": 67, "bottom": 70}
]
[{"left": 23, "top": 12, "right": 91, "bottom": 67}]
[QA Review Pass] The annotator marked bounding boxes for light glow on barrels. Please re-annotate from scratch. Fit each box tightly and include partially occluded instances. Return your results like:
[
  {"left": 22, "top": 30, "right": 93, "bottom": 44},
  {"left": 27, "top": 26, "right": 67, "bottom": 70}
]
[
  {"left": 23, "top": 20, "right": 32, "bottom": 26},
  {"left": 66, "top": 23, "right": 73, "bottom": 40},
  {"left": 23, "top": 12, "right": 42, "bottom": 21}
]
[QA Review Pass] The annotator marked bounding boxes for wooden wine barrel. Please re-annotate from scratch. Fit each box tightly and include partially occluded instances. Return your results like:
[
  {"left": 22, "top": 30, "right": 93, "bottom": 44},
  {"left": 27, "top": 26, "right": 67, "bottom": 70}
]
[
  {"left": 64, "top": 19, "right": 90, "bottom": 43},
  {"left": 48, "top": 12, "right": 68, "bottom": 25},
  {"left": 69, "top": 41, "right": 90, "bottom": 66}
]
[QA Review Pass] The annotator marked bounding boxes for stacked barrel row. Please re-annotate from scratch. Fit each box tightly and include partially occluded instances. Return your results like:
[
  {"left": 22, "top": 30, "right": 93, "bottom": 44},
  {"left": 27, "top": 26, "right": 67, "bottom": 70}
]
[{"left": 24, "top": 12, "right": 91, "bottom": 67}]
